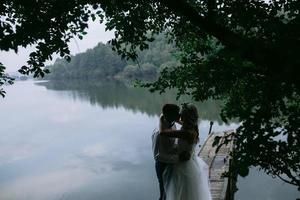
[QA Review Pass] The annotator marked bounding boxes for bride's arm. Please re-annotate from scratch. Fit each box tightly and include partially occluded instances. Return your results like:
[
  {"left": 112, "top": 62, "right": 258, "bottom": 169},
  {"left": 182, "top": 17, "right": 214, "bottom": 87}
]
[{"left": 160, "top": 130, "right": 196, "bottom": 143}]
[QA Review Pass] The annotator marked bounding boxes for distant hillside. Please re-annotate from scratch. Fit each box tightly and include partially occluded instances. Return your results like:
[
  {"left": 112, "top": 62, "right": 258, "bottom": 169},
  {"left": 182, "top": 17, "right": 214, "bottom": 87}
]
[{"left": 46, "top": 34, "right": 180, "bottom": 81}]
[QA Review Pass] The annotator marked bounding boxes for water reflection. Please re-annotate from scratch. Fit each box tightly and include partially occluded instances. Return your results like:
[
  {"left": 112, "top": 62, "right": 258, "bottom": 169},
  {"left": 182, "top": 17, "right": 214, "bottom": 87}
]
[
  {"left": 0, "top": 81, "right": 298, "bottom": 200},
  {"left": 0, "top": 87, "right": 159, "bottom": 200},
  {"left": 36, "top": 79, "right": 224, "bottom": 123},
  {"left": 0, "top": 80, "right": 231, "bottom": 200},
  {"left": 236, "top": 168, "right": 300, "bottom": 200}
]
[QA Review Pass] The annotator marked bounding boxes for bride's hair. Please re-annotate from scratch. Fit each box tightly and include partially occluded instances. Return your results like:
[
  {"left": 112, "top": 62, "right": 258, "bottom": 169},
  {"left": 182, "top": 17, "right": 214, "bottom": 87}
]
[{"left": 181, "top": 103, "right": 199, "bottom": 142}]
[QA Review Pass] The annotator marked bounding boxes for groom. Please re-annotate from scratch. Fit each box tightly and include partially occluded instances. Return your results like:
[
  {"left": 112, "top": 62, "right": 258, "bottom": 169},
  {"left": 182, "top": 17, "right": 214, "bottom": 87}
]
[{"left": 152, "top": 104, "right": 190, "bottom": 200}]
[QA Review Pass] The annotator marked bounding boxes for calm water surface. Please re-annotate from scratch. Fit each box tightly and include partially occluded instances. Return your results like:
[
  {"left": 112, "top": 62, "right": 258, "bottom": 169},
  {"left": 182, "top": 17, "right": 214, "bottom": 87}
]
[{"left": 0, "top": 80, "right": 298, "bottom": 200}]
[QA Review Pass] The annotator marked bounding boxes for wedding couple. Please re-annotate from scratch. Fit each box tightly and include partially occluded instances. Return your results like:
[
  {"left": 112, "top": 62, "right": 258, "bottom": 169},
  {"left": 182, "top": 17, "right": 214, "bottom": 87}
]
[{"left": 152, "top": 103, "right": 212, "bottom": 200}]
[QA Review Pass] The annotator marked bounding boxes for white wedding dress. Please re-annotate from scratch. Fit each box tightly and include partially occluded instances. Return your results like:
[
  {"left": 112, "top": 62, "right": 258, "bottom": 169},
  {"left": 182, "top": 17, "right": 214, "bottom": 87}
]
[{"left": 164, "top": 139, "right": 212, "bottom": 200}]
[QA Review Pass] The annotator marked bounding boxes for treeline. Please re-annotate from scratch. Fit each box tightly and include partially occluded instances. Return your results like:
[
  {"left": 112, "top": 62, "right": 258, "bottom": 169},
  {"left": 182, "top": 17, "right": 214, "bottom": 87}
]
[{"left": 46, "top": 34, "right": 180, "bottom": 80}]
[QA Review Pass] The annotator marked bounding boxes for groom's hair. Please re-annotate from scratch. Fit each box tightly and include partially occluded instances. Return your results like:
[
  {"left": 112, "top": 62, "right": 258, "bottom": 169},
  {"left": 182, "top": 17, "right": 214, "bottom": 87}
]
[{"left": 162, "top": 104, "right": 180, "bottom": 121}]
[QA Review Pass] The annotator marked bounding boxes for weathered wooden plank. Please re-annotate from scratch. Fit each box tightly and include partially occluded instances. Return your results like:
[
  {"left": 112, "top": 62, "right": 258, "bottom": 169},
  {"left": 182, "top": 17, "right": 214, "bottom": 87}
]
[{"left": 199, "top": 130, "right": 235, "bottom": 200}]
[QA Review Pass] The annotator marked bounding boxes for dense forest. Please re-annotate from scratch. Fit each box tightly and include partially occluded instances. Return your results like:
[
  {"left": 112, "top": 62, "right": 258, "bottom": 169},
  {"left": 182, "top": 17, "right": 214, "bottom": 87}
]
[{"left": 47, "top": 34, "right": 179, "bottom": 81}]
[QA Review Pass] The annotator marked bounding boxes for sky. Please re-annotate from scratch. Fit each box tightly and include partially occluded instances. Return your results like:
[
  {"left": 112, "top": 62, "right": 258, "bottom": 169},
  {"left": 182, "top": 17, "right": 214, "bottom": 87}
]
[{"left": 0, "top": 21, "right": 114, "bottom": 73}]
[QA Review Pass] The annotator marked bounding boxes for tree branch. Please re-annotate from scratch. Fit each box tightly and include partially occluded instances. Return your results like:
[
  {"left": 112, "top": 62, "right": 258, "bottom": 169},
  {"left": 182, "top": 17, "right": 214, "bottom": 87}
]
[
  {"left": 276, "top": 173, "right": 299, "bottom": 187},
  {"left": 161, "top": 0, "right": 240, "bottom": 47},
  {"left": 160, "top": 0, "right": 271, "bottom": 70},
  {"left": 207, "top": 0, "right": 217, "bottom": 20}
]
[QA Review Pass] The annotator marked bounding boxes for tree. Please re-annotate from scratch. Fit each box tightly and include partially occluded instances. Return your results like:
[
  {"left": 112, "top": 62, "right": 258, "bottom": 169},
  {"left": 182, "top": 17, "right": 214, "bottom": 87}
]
[
  {"left": 46, "top": 35, "right": 177, "bottom": 80},
  {"left": 0, "top": 0, "right": 299, "bottom": 189},
  {"left": 0, "top": 62, "right": 14, "bottom": 97},
  {"left": 47, "top": 42, "right": 127, "bottom": 79}
]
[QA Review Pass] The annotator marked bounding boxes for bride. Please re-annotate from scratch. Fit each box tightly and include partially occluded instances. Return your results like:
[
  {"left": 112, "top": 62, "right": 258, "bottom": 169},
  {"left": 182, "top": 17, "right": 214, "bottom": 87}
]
[{"left": 160, "top": 104, "right": 212, "bottom": 200}]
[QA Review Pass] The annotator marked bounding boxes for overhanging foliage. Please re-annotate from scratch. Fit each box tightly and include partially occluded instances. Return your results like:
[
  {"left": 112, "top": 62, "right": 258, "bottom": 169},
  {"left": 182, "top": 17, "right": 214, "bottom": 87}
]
[{"left": 1, "top": 0, "right": 299, "bottom": 189}]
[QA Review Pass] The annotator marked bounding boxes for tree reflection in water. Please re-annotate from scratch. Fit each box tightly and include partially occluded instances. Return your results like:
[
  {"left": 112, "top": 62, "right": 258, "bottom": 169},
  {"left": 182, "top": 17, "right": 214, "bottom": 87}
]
[{"left": 36, "top": 79, "right": 228, "bottom": 124}]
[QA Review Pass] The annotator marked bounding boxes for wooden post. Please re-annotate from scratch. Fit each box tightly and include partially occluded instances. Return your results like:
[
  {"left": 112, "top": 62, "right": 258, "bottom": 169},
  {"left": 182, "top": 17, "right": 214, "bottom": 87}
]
[{"left": 208, "top": 121, "right": 214, "bottom": 134}]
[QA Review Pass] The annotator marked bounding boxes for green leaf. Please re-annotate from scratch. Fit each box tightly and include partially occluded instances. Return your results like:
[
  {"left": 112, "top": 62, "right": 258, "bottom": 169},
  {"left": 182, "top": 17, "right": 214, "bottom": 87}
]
[
  {"left": 212, "top": 136, "right": 222, "bottom": 147},
  {"left": 239, "top": 167, "right": 249, "bottom": 177}
]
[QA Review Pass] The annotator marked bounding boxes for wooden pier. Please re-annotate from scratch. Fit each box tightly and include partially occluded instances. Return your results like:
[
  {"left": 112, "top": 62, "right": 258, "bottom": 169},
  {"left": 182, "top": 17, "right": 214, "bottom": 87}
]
[{"left": 199, "top": 130, "right": 235, "bottom": 200}]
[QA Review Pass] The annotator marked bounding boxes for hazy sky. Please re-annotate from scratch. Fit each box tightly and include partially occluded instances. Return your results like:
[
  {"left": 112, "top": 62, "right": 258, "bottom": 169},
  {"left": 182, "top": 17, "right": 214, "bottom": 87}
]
[{"left": 0, "top": 21, "right": 114, "bottom": 73}]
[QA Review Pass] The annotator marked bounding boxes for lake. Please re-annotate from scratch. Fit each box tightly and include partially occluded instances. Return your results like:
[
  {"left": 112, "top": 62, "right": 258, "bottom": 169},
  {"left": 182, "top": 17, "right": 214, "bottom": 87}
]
[{"left": 0, "top": 80, "right": 298, "bottom": 200}]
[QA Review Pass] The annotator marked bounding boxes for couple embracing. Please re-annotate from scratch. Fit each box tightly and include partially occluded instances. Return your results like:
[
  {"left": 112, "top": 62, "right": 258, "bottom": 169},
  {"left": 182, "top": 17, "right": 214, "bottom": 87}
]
[{"left": 152, "top": 103, "right": 212, "bottom": 200}]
